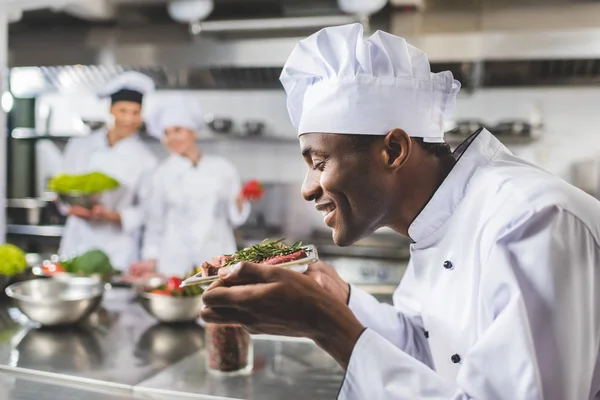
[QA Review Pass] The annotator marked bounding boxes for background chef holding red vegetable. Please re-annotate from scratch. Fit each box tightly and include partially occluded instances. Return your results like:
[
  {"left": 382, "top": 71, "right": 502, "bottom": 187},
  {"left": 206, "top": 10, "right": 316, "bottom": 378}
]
[{"left": 128, "top": 94, "right": 263, "bottom": 279}]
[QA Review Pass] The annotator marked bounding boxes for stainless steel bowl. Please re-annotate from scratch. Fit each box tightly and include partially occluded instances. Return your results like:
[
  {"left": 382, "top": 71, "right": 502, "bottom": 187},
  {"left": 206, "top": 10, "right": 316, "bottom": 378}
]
[
  {"left": 138, "top": 292, "right": 203, "bottom": 323},
  {"left": 5, "top": 277, "right": 106, "bottom": 326},
  {"left": 57, "top": 192, "right": 101, "bottom": 209}
]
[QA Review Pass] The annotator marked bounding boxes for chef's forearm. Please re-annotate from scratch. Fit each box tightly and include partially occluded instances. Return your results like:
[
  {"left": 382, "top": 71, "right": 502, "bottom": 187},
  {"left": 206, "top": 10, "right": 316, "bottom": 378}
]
[{"left": 313, "top": 302, "right": 365, "bottom": 370}]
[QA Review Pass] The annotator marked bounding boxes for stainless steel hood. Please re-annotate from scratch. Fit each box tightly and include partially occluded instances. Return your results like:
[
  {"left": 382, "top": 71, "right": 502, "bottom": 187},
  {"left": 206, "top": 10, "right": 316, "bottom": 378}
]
[{"left": 9, "top": 0, "right": 600, "bottom": 91}]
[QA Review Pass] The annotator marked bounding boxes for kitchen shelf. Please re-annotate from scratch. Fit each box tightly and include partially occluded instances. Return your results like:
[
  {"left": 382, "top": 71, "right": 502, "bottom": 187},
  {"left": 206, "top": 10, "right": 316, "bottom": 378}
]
[
  {"left": 11, "top": 127, "right": 538, "bottom": 146},
  {"left": 6, "top": 224, "right": 64, "bottom": 237},
  {"left": 11, "top": 128, "right": 75, "bottom": 140}
]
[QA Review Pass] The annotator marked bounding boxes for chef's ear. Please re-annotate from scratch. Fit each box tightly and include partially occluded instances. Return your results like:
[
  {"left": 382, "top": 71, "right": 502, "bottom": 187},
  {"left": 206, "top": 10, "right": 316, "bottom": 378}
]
[{"left": 382, "top": 129, "right": 411, "bottom": 169}]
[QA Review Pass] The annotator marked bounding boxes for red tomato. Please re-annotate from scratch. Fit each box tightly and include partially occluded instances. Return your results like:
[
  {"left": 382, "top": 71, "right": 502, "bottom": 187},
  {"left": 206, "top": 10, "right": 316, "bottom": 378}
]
[
  {"left": 41, "top": 262, "right": 65, "bottom": 275},
  {"left": 166, "top": 276, "right": 183, "bottom": 292},
  {"left": 242, "top": 180, "right": 264, "bottom": 201},
  {"left": 151, "top": 289, "right": 171, "bottom": 296}
]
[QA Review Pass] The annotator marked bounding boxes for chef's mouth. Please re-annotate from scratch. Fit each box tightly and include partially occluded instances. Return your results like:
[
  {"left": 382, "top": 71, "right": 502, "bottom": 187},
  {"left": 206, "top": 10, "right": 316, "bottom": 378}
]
[{"left": 316, "top": 203, "right": 337, "bottom": 226}]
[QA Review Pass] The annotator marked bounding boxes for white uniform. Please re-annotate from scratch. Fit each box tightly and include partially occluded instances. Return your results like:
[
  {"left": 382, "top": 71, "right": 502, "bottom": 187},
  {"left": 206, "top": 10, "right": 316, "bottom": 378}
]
[
  {"left": 339, "top": 130, "right": 600, "bottom": 400},
  {"left": 58, "top": 130, "right": 158, "bottom": 270},
  {"left": 142, "top": 154, "right": 250, "bottom": 275}
]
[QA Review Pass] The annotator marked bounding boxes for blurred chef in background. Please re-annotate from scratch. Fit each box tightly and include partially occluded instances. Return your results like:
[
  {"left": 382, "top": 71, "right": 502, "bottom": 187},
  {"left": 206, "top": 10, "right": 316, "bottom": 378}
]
[
  {"left": 58, "top": 71, "right": 159, "bottom": 271},
  {"left": 129, "top": 94, "right": 253, "bottom": 277}
]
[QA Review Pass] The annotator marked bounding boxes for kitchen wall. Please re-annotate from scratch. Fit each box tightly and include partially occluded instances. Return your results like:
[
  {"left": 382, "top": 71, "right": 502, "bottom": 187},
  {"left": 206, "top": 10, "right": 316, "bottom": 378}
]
[{"left": 34, "top": 86, "right": 600, "bottom": 236}]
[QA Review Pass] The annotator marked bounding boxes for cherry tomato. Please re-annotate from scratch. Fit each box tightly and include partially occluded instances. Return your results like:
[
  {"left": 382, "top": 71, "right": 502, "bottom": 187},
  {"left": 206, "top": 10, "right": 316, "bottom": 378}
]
[
  {"left": 166, "top": 276, "right": 183, "bottom": 292},
  {"left": 151, "top": 289, "right": 171, "bottom": 296},
  {"left": 41, "top": 262, "right": 65, "bottom": 275}
]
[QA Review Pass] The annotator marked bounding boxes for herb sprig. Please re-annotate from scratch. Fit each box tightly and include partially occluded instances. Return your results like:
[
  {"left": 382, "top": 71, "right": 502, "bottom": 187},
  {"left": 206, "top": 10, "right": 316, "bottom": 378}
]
[{"left": 223, "top": 238, "right": 307, "bottom": 267}]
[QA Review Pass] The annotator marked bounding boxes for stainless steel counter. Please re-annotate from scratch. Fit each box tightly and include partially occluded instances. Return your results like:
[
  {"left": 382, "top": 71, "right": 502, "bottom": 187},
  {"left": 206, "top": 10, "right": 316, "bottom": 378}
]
[{"left": 0, "top": 288, "right": 344, "bottom": 399}]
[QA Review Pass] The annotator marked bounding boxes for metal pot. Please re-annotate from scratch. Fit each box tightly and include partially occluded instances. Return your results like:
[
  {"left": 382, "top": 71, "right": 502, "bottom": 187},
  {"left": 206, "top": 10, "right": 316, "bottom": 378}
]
[
  {"left": 205, "top": 115, "right": 234, "bottom": 134},
  {"left": 243, "top": 120, "right": 265, "bottom": 136}
]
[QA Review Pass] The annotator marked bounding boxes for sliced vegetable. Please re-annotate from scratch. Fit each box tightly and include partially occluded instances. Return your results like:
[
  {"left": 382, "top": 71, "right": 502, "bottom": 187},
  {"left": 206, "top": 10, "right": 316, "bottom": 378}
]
[
  {"left": 166, "top": 277, "right": 183, "bottom": 293},
  {"left": 151, "top": 289, "right": 171, "bottom": 296},
  {"left": 41, "top": 262, "right": 65, "bottom": 275}
]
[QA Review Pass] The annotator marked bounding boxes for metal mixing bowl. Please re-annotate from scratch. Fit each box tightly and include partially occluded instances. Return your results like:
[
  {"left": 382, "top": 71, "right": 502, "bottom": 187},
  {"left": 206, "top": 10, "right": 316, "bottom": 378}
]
[
  {"left": 57, "top": 192, "right": 101, "bottom": 209},
  {"left": 138, "top": 292, "right": 203, "bottom": 323},
  {"left": 5, "top": 277, "right": 106, "bottom": 326}
]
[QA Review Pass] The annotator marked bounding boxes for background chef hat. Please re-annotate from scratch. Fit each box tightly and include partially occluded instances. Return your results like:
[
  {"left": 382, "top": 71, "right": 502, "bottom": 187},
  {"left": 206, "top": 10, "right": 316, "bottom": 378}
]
[
  {"left": 97, "top": 71, "right": 155, "bottom": 105},
  {"left": 280, "top": 23, "right": 461, "bottom": 143},
  {"left": 146, "top": 94, "right": 205, "bottom": 140}
]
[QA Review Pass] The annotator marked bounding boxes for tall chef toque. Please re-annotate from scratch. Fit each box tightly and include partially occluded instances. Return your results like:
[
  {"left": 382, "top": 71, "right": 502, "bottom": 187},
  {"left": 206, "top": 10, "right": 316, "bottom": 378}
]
[
  {"left": 147, "top": 94, "right": 205, "bottom": 139},
  {"left": 98, "top": 71, "right": 156, "bottom": 105},
  {"left": 280, "top": 23, "right": 461, "bottom": 143}
]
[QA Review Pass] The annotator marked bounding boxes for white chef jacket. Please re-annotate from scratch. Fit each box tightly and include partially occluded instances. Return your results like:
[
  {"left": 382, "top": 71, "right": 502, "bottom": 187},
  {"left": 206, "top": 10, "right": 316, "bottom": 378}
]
[
  {"left": 340, "top": 129, "right": 600, "bottom": 400},
  {"left": 58, "top": 130, "right": 158, "bottom": 271},
  {"left": 142, "top": 154, "right": 250, "bottom": 276}
]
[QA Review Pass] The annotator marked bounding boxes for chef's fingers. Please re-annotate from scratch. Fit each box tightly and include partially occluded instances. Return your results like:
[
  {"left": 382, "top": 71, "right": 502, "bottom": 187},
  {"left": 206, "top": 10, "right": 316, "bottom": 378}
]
[
  {"left": 218, "top": 261, "right": 282, "bottom": 284},
  {"left": 202, "top": 283, "right": 268, "bottom": 309},
  {"left": 200, "top": 306, "right": 256, "bottom": 325}
]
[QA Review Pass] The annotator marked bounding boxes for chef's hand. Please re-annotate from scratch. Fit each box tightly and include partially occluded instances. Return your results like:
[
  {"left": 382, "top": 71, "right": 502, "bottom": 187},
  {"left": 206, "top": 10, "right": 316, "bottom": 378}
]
[
  {"left": 90, "top": 205, "right": 121, "bottom": 224},
  {"left": 68, "top": 205, "right": 93, "bottom": 219},
  {"left": 200, "top": 262, "right": 365, "bottom": 369},
  {"left": 305, "top": 261, "right": 350, "bottom": 305},
  {"left": 129, "top": 259, "right": 156, "bottom": 277}
]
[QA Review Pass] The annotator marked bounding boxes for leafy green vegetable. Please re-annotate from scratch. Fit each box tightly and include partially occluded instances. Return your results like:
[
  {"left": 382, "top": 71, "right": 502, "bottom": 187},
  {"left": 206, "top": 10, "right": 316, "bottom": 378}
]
[
  {"left": 222, "top": 238, "right": 306, "bottom": 267},
  {"left": 63, "top": 249, "right": 114, "bottom": 276},
  {"left": 0, "top": 244, "right": 27, "bottom": 276},
  {"left": 49, "top": 172, "right": 120, "bottom": 194}
]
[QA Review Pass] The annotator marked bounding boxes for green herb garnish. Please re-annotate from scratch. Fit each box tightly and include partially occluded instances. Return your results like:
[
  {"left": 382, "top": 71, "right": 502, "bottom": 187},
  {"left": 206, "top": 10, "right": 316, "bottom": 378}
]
[{"left": 223, "top": 238, "right": 308, "bottom": 267}]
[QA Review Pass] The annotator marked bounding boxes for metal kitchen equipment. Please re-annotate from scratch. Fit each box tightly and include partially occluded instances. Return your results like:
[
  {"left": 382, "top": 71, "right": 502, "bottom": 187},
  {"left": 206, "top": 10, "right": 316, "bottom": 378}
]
[
  {"left": 5, "top": 277, "right": 107, "bottom": 326},
  {"left": 137, "top": 291, "right": 204, "bottom": 323},
  {"left": 180, "top": 244, "right": 319, "bottom": 288}
]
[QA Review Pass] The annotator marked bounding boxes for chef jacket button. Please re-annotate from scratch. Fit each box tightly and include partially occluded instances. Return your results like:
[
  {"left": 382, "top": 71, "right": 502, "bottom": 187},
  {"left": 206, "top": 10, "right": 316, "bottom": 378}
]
[
  {"left": 424, "top": 330, "right": 429, "bottom": 339},
  {"left": 443, "top": 260, "right": 454, "bottom": 270},
  {"left": 451, "top": 354, "right": 461, "bottom": 364}
]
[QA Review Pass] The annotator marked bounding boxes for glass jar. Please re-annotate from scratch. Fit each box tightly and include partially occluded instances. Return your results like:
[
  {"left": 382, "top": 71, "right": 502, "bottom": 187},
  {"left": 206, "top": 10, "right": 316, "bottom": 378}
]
[{"left": 205, "top": 323, "right": 253, "bottom": 376}]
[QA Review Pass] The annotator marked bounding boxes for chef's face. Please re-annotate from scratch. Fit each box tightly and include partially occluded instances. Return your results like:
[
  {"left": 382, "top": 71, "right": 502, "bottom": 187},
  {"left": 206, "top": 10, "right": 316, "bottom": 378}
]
[
  {"left": 300, "top": 133, "right": 399, "bottom": 246},
  {"left": 164, "top": 126, "right": 196, "bottom": 156},
  {"left": 110, "top": 101, "right": 143, "bottom": 137}
]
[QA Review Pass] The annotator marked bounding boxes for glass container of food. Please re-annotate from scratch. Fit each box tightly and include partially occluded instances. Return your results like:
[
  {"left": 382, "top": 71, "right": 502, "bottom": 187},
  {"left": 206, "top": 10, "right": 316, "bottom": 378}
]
[{"left": 205, "top": 323, "right": 253, "bottom": 376}]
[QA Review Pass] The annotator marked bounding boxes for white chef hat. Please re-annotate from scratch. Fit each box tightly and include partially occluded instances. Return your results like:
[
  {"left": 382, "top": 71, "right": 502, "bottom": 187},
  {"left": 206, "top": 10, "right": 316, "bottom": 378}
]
[
  {"left": 97, "top": 71, "right": 155, "bottom": 105},
  {"left": 146, "top": 94, "right": 205, "bottom": 139},
  {"left": 280, "top": 23, "right": 461, "bottom": 143}
]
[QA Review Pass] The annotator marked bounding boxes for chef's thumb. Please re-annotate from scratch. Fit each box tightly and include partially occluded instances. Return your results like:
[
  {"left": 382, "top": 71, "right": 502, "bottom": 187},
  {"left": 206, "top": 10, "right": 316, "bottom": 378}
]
[{"left": 218, "top": 262, "right": 274, "bottom": 284}]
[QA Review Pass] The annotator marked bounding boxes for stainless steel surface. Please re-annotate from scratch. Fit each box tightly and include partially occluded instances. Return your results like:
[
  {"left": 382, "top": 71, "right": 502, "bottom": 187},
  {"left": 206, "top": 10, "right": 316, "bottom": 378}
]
[
  {"left": 0, "top": 287, "right": 349, "bottom": 399},
  {"left": 191, "top": 15, "right": 358, "bottom": 34},
  {"left": 134, "top": 336, "right": 344, "bottom": 400},
  {"left": 6, "top": 224, "right": 64, "bottom": 237},
  {"left": 5, "top": 277, "right": 105, "bottom": 326},
  {"left": 137, "top": 292, "right": 204, "bottom": 323},
  {"left": 0, "top": 373, "right": 135, "bottom": 400},
  {"left": 0, "top": 288, "right": 201, "bottom": 386}
]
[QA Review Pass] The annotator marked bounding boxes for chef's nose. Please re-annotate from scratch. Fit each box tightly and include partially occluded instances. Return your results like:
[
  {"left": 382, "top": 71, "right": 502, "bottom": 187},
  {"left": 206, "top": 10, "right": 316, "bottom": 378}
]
[{"left": 301, "top": 170, "right": 322, "bottom": 202}]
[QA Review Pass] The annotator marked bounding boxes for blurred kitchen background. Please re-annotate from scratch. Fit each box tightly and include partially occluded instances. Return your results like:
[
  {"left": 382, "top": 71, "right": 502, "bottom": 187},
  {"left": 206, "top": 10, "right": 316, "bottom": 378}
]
[{"left": 4, "top": 0, "right": 600, "bottom": 296}]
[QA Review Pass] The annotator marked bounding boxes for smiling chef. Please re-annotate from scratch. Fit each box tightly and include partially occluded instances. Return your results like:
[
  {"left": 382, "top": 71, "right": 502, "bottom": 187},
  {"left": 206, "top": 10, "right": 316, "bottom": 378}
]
[{"left": 200, "top": 23, "right": 600, "bottom": 399}]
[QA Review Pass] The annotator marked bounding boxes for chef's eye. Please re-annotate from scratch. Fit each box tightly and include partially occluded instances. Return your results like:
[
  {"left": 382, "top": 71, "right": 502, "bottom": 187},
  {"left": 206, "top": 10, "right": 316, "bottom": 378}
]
[{"left": 312, "top": 161, "right": 326, "bottom": 171}]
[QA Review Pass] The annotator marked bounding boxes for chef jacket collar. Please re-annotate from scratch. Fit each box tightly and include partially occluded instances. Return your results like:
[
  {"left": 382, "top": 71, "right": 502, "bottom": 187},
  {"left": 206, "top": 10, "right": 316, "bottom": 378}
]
[
  {"left": 95, "top": 129, "right": 141, "bottom": 150},
  {"left": 407, "top": 128, "right": 504, "bottom": 245}
]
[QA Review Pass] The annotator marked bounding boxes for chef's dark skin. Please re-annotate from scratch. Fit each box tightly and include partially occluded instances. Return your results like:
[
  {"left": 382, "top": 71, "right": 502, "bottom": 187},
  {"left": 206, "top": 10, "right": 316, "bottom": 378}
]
[{"left": 200, "top": 129, "right": 456, "bottom": 369}]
